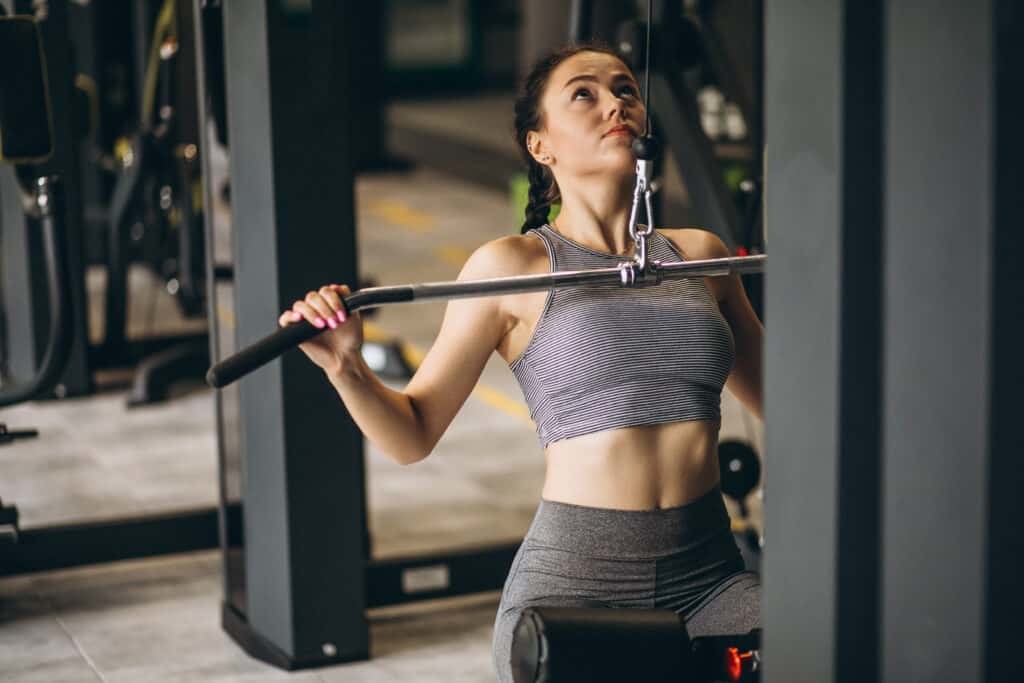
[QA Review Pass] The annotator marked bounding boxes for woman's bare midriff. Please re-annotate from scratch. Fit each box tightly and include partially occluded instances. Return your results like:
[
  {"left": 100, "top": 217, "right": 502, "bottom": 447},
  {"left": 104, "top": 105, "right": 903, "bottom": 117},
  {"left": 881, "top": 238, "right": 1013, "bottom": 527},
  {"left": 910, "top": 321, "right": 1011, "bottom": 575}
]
[{"left": 540, "top": 419, "right": 722, "bottom": 510}]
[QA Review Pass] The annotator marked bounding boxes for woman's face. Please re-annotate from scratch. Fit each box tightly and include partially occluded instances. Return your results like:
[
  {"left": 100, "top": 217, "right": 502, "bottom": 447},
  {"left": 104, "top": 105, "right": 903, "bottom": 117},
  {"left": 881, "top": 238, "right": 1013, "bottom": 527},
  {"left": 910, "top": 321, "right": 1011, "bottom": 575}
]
[{"left": 531, "top": 51, "right": 645, "bottom": 181}]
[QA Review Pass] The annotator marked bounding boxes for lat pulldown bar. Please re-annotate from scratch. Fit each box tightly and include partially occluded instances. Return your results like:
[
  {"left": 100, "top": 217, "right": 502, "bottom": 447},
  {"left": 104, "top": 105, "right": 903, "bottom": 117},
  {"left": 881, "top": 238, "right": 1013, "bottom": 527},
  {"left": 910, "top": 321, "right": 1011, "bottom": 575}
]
[{"left": 205, "top": 253, "right": 766, "bottom": 389}]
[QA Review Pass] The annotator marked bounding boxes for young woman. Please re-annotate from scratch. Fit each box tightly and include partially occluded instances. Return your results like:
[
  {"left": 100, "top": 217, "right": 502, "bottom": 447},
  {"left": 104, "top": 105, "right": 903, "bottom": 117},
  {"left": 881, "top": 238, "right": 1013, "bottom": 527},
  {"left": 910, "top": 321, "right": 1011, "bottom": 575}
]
[{"left": 280, "top": 44, "right": 763, "bottom": 682}]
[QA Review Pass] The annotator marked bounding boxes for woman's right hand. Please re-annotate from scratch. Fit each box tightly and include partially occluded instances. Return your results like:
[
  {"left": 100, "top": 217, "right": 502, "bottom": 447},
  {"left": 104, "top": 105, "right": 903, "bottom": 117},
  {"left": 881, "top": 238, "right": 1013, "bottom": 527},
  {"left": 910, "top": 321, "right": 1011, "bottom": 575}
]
[{"left": 278, "top": 284, "right": 363, "bottom": 374}]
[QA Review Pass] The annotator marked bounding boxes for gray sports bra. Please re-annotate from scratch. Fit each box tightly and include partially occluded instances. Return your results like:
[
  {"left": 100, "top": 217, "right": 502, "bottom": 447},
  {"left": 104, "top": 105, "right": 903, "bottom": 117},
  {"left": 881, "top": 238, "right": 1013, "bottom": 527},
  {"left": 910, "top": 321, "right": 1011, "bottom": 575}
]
[{"left": 509, "top": 224, "right": 735, "bottom": 447}]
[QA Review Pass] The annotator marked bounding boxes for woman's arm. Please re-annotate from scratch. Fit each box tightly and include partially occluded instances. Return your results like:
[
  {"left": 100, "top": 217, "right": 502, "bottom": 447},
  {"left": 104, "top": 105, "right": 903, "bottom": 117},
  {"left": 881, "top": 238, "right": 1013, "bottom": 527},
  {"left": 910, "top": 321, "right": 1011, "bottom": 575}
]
[
  {"left": 699, "top": 231, "right": 764, "bottom": 420},
  {"left": 661, "top": 229, "right": 764, "bottom": 420},
  {"left": 324, "top": 237, "right": 528, "bottom": 464}
]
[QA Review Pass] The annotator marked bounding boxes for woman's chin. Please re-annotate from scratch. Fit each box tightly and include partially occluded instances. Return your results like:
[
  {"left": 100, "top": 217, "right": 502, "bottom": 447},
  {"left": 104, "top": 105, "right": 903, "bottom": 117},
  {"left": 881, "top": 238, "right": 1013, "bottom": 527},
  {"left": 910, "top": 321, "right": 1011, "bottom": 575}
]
[{"left": 571, "top": 153, "right": 639, "bottom": 181}]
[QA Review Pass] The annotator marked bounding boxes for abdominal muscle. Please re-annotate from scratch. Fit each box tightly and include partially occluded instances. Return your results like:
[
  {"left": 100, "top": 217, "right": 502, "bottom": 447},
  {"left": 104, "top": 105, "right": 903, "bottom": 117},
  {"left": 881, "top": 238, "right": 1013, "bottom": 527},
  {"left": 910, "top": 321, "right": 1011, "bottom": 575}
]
[{"left": 540, "top": 419, "right": 722, "bottom": 510}]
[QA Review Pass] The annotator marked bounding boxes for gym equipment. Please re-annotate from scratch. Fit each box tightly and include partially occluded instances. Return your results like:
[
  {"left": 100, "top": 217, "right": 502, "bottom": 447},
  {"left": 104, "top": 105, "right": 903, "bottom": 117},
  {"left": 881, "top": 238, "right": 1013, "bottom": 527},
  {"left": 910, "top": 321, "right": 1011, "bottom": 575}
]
[
  {"left": 718, "top": 440, "right": 762, "bottom": 573},
  {"left": 100, "top": 0, "right": 213, "bottom": 406},
  {"left": 0, "top": 177, "right": 71, "bottom": 409},
  {"left": 0, "top": 16, "right": 72, "bottom": 411},
  {"left": 0, "top": 15, "right": 75, "bottom": 550},
  {"left": 1, "top": 0, "right": 94, "bottom": 399},
  {"left": 207, "top": 253, "right": 765, "bottom": 388},
  {"left": 511, "top": 606, "right": 760, "bottom": 682},
  {"left": 2, "top": 0, "right": 218, "bottom": 405},
  {"left": 718, "top": 440, "right": 760, "bottom": 518},
  {"left": 0, "top": 16, "right": 53, "bottom": 163},
  {"left": 0, "top": 6, "right": 235, "bottom": 575}
]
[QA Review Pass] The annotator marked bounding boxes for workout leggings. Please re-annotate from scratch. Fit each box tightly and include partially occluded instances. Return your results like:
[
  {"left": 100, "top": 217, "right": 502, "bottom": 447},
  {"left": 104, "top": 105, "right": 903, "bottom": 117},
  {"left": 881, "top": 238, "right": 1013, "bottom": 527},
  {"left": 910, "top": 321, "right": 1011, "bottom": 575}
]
[{"left": 492, "top": 486, "right": 760, "bottom": 682}]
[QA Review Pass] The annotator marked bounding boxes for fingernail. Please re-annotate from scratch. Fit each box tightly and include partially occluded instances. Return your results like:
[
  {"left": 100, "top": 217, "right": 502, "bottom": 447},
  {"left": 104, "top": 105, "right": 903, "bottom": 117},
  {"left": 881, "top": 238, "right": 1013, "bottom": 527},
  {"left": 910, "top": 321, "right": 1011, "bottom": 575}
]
[
  {"left": 337, "top": 310, "right": 346, "bottom": 323},
  {"left": 291, "top": 311, "right": 301, "bottom": 321},
  {"left": 326, "top": 318, "right": 338, "bottom": 329},
  {"left": 314, "top": 317, "right": 326, "bottom": 328}
]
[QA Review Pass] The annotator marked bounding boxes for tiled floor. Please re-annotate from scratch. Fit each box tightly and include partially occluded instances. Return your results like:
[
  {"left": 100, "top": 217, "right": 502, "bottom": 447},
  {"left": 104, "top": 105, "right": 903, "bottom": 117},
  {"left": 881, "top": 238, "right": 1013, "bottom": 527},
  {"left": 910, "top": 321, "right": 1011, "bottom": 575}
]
[
  {"left": 0, "top": 97, "right": 763, "bottom": 681},
  {"left": 0, "top": 550, "right": 499, "bottom": 681}
]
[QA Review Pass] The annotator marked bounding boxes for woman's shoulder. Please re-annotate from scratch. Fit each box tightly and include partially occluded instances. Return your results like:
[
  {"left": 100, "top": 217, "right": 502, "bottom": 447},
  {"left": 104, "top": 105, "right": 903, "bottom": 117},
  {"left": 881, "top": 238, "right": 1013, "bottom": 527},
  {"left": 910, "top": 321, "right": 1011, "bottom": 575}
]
[
  {"left": 657, "top": 227, "right": 730, "bottom": 261},
  {"left": 459, "top": 231, "right": 550, "bottom": 281}
]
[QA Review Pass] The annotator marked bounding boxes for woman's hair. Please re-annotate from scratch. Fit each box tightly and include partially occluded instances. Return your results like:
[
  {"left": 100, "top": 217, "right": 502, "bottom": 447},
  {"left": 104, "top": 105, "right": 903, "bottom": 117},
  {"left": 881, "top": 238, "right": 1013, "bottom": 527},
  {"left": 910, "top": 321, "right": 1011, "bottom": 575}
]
[{"left": 514, "top": 42, "right": 626, "bottom": 234}]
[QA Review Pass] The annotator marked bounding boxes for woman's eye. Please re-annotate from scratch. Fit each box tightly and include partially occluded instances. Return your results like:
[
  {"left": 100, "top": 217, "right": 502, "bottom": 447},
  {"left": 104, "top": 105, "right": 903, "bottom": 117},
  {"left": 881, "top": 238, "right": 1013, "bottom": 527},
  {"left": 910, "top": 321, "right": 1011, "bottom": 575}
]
[
  {"left": 618, "top": 85, "right": 637, "bottom": 97},
  {"left": 572, "top": 88, "right": 592, "bottom": 100}
]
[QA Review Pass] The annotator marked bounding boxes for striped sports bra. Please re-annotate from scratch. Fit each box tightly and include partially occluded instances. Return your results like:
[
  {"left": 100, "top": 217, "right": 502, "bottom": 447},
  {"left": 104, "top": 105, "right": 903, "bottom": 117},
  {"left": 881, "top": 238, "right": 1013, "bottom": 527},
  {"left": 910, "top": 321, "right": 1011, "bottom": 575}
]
[{"left": 509, "top": 224, "right": 735, "bottom": 448}]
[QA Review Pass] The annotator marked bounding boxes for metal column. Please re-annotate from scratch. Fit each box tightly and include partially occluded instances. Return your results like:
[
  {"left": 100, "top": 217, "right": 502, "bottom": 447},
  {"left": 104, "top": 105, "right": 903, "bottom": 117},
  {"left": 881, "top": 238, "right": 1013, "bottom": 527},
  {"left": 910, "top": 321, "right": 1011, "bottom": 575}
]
[
  {"left": 881, "top": 1, "right": 1022, "bottom": 681},
  {"left": 762, "top": 1, "right": 883, "bottom": 681},
  {"left": 220, "top": 0, "right": 367, "bottom": 667}
]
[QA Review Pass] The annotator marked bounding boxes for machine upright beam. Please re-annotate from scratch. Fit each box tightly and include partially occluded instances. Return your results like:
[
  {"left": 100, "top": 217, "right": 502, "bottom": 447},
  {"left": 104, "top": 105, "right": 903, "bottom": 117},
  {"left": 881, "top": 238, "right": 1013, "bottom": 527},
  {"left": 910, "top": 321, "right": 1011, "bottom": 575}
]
[
  {"left": 220, "top": 0, "right": 367, "bottom": 667},
  {"left": 881, "top": 2, "right": 1022, "bottom": 681},
  {"left": 763, "top": 2, "right": 883, "bottom": 681},
  {"left": 985, "top": 3, "right": 1024, "bottom": 679}
]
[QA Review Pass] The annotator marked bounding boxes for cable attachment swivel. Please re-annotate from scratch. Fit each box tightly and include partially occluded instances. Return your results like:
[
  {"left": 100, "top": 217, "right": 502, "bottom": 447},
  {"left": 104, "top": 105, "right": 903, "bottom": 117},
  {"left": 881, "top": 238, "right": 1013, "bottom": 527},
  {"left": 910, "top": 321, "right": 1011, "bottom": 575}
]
[{"left": 621, "top": 134, "right": 662, "bottom": 286}]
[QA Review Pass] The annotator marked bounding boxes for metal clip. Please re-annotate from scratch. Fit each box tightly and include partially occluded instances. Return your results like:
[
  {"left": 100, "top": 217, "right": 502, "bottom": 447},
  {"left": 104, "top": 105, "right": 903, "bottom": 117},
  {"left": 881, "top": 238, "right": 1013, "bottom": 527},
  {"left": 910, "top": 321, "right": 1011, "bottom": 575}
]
[
  {"left": 618, "top": 258, "right": 662, "bottom": 288},
  {"left": 626, "top": 153, "right": 658, "bottom": 275}
]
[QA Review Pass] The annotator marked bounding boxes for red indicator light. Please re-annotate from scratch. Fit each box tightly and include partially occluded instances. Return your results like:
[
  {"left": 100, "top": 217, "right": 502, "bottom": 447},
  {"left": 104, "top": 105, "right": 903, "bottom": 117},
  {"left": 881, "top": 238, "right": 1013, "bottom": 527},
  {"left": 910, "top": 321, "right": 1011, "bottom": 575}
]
[
  {"left": 725, "top": 647, "right": 742, "bottom": 681},
  {"left": 736, "top": 246, "right": 749, "bottom": 257}
]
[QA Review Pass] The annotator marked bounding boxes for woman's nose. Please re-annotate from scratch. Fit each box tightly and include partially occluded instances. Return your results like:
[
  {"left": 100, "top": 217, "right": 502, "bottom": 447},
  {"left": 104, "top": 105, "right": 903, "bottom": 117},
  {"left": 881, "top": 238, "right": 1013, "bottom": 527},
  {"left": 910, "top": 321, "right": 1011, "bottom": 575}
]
[{"left": 606, "top": 95, "right": 627, "bottom": 120}]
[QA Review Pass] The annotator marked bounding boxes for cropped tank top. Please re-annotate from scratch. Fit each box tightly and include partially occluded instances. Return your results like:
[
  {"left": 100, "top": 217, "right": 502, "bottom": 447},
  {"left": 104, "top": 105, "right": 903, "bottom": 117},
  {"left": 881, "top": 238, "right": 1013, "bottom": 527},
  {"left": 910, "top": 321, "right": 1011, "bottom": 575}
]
[{"left": 509, "top": 224, "right": 735, "bottom": 448}]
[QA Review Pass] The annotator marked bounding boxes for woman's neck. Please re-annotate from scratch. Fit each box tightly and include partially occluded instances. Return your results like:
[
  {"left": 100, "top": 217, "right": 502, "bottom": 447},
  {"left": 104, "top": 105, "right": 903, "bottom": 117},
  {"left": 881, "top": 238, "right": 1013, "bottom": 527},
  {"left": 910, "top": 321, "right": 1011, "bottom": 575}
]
[{"left": 549, "top": 174, "right": 636, "bottom": 255}]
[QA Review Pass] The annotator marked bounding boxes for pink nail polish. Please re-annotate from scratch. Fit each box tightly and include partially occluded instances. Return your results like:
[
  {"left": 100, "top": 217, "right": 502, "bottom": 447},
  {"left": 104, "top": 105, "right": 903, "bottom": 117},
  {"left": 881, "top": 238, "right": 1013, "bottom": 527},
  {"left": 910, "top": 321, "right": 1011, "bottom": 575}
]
[
  {"left": 291, "top": 311, "right": 301, "bottom": 321},
  {"left": 314, "top": 317, "right": 326, "bottom": 328},
  {"left": 337, "top": 310, "right": 346, "bottom": 323},
  {"left": 326, "top": 318, "right": 338, "bottom": 329}
]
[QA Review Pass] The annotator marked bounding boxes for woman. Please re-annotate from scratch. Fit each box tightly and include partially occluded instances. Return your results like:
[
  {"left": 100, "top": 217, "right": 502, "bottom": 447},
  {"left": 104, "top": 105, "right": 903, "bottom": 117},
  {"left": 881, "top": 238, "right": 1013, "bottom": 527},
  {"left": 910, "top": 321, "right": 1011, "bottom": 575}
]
[{"left": 280, "top": 44, "right": 763, "bottom": 681}]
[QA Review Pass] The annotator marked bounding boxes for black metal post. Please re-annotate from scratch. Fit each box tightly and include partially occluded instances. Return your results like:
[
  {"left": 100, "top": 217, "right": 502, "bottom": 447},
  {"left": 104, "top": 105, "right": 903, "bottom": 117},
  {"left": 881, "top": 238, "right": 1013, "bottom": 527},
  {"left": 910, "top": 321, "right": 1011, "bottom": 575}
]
[
  {"left": 986, "top": 3, "right": 1024, "bottom": 680},
  {"left": 218, "top": 0, "right": 368, "bottom": 668}
]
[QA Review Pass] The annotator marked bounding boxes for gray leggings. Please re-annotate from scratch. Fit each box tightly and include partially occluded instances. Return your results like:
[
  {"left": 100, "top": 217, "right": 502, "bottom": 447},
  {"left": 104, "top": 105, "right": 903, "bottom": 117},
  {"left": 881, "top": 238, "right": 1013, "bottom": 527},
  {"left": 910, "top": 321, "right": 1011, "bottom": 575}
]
[{"left": 492, "top": 487, "right": 760, "bottom": 682}]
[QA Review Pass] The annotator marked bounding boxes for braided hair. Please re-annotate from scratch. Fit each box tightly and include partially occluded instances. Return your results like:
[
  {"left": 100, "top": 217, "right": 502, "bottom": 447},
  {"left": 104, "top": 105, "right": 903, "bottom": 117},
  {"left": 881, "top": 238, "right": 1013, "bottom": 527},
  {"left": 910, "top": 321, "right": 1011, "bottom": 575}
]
[{"left": 513, "top": 42, "right": 624, "bottom": 234}]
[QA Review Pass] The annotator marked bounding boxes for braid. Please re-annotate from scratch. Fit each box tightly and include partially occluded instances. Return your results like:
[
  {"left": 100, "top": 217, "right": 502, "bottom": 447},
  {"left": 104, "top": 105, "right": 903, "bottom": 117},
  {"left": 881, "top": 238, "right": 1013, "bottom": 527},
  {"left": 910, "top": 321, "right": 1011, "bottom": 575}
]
[{"left": 522, "top": 160, "right": 556, "bottom": 234}]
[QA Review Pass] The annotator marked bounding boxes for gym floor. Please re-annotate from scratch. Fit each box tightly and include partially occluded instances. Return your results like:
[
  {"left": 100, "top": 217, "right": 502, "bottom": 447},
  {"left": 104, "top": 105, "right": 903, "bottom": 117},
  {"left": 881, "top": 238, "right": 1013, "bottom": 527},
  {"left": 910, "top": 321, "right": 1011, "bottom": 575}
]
[{"left": 0, "top": 96, "right": 763, "bottom": 681}]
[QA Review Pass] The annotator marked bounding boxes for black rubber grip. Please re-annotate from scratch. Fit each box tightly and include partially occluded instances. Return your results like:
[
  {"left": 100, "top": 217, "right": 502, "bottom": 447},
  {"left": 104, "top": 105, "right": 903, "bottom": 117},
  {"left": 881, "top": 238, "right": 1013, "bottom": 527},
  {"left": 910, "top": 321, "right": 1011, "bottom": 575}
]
[{"left": 206, "top": 319, "right": 320, "bottom": 388}]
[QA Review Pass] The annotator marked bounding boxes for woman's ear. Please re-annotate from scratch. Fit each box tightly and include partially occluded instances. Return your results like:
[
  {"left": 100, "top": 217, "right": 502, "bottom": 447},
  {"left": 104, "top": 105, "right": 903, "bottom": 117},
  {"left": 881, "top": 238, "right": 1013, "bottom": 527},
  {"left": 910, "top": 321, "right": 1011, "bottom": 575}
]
[{"left": 526, "top": 131, "right": 553, "bottom": 165}]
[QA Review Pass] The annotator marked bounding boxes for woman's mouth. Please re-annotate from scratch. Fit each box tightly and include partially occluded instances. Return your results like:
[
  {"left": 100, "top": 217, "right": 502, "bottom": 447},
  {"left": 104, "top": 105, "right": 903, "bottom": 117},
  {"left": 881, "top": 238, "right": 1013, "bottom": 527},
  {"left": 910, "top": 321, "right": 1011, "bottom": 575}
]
[{"left": 603, "top": 125, "right": 633, "bottom": 138}]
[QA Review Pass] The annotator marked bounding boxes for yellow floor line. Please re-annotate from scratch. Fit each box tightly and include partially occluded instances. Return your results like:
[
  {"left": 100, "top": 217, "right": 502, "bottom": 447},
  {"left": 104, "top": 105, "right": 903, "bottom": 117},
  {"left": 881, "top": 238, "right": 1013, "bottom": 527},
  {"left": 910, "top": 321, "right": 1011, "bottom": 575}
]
[
  {"left": 363, "top": 199, "right": 435, "bottom": 233},
  {"left": 471, "top": 384, "right": 533, "bottom": 423},
  {"left": 215, "top": 304, "right": 236, "bottom": 328},
  {"left": 363, "top": 321, "right": 532, "bottom": 426},
  {"left": 433, "top": 244, "right": 473, "bottom": 269}
]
